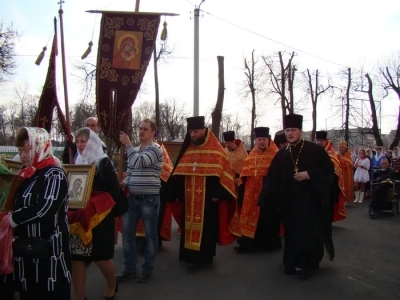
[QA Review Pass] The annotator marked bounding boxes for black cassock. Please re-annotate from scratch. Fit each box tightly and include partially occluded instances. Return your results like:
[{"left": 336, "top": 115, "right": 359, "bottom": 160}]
[
  {"left": 258, "top": 140, "right": 335, "bottom": 272},
  {"left": 170, "top": 176, "right": 233, "bottom": 265},
  {"left": 236, "top": 178, "right": 282, "bottom": 251}
]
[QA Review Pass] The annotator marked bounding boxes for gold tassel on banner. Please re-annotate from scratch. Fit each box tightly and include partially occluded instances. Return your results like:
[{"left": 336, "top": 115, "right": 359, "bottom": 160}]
[
  {"left": 81, "top": 41, "right": 93, "bottom": 60},
  {"left": 35, "top": 46, "right": 47, "bottom": 66},
  {"left": 160, "top": 21, "right": 168, "bottom": 41}
]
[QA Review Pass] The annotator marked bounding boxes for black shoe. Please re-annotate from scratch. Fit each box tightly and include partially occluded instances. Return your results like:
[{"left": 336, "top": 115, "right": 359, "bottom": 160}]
[
  {"left": 137, "top": 272, "right": 152, "bottom": 283},
  {"left": 116, "top": 271, "right": 137, "bottom": 282},
  {"left": 296, "top": 269, "right": 308, "bottom": 280}
]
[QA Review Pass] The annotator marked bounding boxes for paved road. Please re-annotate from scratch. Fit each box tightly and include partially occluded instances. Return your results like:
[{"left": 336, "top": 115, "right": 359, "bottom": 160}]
[{"left": 84, "top": 201, "right": 400, "bottom": 300}]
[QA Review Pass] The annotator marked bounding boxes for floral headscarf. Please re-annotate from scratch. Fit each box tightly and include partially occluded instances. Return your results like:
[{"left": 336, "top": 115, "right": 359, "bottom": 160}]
[
  {"left": 17, "top": 127, "right": 57, "bottom": 178},
  {"left": 75, "top": 128, "right": 107, "bottom": 167}
]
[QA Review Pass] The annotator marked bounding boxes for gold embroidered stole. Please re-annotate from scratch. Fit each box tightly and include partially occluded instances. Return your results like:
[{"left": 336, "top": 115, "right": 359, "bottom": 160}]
[
  {"left": 234, "top": 146, "right": 276, "bottom": 238},
  {"left": 173, "top": 130, "right": 236, "bottom": 251},
  {"left": 224, "top": 139, "right": 248, "bottom": 175}
]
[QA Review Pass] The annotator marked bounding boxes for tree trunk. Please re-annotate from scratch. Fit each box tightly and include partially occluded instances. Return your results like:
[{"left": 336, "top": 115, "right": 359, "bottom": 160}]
[
  {"left": 365, "top": 73, "right": 383, "bottom": 146},
  {"left": 287, "top": 52, "right": 296, "bottom": 114},
  {"left": 211, "top": 56, "right": 225, "bottom": 139},
  {"left": 390, "top": 105, "right": 400, "bottom": 149},
  {"left": 153, "top": 45, "right": 160, "bottom": 130},
  {"left": 306, "top": 69, "right": 317, "bottom": 141},
  {"left": 250, "top": 86, "right": 256, "bottom": 149},
  {"left": 344, "top": 68, "right": 351, "bottom": 143},
  {"left": 278, "top": 51, "right": 286, "bottom": 122}
]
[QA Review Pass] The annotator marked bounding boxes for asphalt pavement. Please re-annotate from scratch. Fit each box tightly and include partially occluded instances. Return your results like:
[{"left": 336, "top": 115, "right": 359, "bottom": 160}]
[{"left": 84, "top": 201, "right": 400, "bottom": 300}]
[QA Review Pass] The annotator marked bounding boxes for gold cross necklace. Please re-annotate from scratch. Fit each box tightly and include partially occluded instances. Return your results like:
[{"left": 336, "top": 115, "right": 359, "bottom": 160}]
[{"left": 288, "top": 139, "right": 304, "bottom": 173}]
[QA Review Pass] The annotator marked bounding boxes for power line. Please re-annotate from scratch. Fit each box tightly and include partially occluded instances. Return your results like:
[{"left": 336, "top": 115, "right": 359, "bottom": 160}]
[{"left": 200, "top": 9, "right": 351, "bottom": 69}]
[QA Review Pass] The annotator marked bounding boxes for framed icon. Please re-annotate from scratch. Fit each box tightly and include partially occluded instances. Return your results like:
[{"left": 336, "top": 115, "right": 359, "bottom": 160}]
[{"left": 63, "top": 164, "right": 96, "bottom": 209}]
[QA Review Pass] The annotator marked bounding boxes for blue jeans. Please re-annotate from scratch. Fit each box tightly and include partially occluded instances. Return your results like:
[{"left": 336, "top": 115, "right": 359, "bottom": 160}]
[{"left": 122, "top": 194, "right": 160, "bottom": 274}]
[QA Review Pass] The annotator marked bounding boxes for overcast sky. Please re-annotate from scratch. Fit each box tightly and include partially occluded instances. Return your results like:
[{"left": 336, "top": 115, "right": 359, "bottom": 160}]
[{"left": 1, "top": 0, "right": 400, "bottom": 136}]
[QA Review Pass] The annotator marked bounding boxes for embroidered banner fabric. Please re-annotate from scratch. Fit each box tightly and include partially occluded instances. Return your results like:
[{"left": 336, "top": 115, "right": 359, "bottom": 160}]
[
  {"left": 96, "top": 12, "right": 161, "bottom": 139},
  {"left": 36, "top": 32, "right": 70, "bottom": 138}
]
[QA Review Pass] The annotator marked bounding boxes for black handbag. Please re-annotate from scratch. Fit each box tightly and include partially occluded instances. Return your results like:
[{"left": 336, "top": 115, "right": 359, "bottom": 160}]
[{"left": 12, "top": 238, "right": 51, "bottom": 259}]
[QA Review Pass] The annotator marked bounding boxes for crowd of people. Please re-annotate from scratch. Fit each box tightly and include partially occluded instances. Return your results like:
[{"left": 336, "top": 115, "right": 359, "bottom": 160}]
[{"left": 1, "top": 114, "right": 397, "bottom": 299}]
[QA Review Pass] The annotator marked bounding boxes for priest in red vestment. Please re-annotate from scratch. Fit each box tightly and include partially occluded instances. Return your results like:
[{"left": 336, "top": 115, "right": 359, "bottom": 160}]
[{"left": 169, "top": 116, "right": 237, "bottom": 268}]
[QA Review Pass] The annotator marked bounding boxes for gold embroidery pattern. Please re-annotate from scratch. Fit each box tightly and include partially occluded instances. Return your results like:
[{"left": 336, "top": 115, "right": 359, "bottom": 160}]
[
  {"left": 131, "top": 71, "right": 141, "bottom": 83},
  {"left": 184, "top": 176, "right": 206, "bottom": 251},
  {"left": 104, "top": 17, "right": 123, "bottom": 39},
  {"left": 100, "top": 110, "right": 108, "bottom": 126},
  {"left": 99, "top": 58, "right": 118, "bottom": 82},
  {"left": 138, "top": 18, "right": 157, "bottom": 40},
  {"left": 121, "top": 75, "right": 129, "bottom": 86},
  {"left": 40, "top": 115, "right": 49, "bottom": 128},
  {"left": 127, "top": 18, "right": 135, "bottom": 26},
  {"left": 102, "top": 44, "right": 110, "bottom": 52},
  {"left": 145, "top": 47, "right": 152, "bottom": 55},
  {"left": 47, "top": 69, "right": 55, "bottom": 89}
]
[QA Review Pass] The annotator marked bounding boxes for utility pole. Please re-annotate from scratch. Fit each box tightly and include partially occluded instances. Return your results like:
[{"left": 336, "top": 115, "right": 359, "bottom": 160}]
[{"left": 193, "top": 0, "right": 205, "bottom": 116}]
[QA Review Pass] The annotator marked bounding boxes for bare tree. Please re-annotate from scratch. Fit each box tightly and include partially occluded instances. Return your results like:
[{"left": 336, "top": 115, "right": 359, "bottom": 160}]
[
  {"left": 344, "top": 68, "right": 352, "bottom": 142},
  {"left": 72, "top": 62, "right": 96, "bottom": 101},
  {"left": 243, "top": 50, "right": 261, "bottom": 149},
  {"left": 263, "top": 51, "right": 297, "bottom": 123},
  {"left": 153, "top": 41, "right": 173, "bottom": 127},
  {"left": 355, "top": 73, "right": 384, "bottom": 146},
  {"left": 13, "top": 82, "right": 39, "bottom": 127},
  {"left": 0, "top": 21, "right": 19, "bottom": 82},
  {"left": 379, "top": 52, "right": 400, "bottom": 148},
  {"left": 159, "top": 98, "right": 188, "bottom": 141},
  {"left": 303, "top": 69, "right": 333, "bottom": 141},
  {"left": 0, "top": 105, "right": 9, "bottom": 144}
]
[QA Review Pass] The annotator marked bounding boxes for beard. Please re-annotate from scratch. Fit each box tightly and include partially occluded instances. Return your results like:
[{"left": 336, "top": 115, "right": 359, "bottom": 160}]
[{"left": 191, "top": 136, "right": 206, "bottom": 146}]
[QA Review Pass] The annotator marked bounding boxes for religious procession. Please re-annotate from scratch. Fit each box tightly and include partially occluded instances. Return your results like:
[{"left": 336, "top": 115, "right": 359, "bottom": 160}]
[{"left": 1, "top": 1, "right": 400, "bottom": 300}]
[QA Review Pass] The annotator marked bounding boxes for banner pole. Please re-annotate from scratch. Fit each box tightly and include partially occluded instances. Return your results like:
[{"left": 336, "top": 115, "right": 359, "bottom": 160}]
[
  {"left": 58, "top": 2, "right": 74, "bottom": 164},
  {"left": 115, "top": 0, "right": 142, "bottom": 245}
]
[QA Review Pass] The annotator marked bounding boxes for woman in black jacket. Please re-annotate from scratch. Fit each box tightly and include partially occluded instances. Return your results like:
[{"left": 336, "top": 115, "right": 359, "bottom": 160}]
[
  {"left": 10, "top": 127, "right": 71, "bottom": 300},
  {"left": 70, "top": 127, "right": 122, "bottom": 300}
]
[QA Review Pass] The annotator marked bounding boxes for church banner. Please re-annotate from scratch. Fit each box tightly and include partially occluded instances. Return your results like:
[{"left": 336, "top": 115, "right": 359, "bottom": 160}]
[
  {"left": 36, "top": 24, "right": 71, "bottom": 139},
  {"left": 96, "top": 12, "right": 161, "bottom": 139}
]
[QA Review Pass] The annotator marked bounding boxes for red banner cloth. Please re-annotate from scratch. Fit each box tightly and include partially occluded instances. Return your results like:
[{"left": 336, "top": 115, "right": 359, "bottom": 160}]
[
  {"left": 68, "top": 191, "right": 115, "bottom": 246},
  {"left": 96, "top": 12, "right": 161, "bottom": 141}
]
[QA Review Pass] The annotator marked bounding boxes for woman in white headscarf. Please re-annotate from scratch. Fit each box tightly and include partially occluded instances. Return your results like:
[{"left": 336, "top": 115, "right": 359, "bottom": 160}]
[
  {"left": 70, "top": 128, "right": 122, "bottom": 300},
  {"left": 9, "top": 127, "right": 71, "bottom": 300}
]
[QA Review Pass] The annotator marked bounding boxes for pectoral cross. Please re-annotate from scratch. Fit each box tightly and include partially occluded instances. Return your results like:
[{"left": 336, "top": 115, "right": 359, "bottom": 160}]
[
  {"left": 193, "top": 161, "right": 197, "bottom": 171},
  {"left": 294, "top": 167, "right": 299, "bottom": 173}
]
